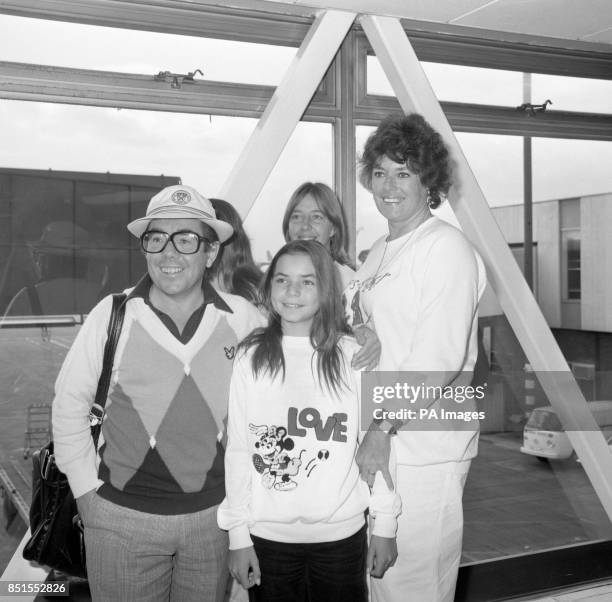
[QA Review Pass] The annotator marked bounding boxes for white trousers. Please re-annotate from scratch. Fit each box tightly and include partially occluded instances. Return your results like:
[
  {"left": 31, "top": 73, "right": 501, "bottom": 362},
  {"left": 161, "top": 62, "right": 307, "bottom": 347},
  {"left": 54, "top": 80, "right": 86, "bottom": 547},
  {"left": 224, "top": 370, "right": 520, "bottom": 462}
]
[{"left": 370, "top": 461, "right": 470, "bottom": 602}]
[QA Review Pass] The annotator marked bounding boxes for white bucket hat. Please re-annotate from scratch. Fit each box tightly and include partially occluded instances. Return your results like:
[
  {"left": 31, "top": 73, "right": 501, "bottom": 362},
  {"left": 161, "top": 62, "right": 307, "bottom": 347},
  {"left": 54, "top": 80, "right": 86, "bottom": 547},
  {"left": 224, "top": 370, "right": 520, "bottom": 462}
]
[{"left": 127, "top": 185, "right": 234, "bottom": 243}]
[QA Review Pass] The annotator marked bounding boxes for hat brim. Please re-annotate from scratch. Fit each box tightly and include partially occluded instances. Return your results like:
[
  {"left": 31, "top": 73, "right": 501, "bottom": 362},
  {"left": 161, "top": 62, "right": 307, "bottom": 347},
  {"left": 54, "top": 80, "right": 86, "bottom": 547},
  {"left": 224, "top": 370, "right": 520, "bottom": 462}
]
[{"left": 127, "top": 210, "right": 234, "bottom": 243}]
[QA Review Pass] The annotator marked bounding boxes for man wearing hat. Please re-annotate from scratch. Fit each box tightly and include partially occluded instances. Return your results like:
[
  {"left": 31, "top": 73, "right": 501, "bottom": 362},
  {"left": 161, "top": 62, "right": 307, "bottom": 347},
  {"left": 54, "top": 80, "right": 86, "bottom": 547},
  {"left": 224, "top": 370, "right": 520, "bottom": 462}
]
[
  {"left": 4, "top": 221, "right": 102, "bottom": 316},
  {"left": 52, "top": 185, "right": 265, "bottom": 602}
]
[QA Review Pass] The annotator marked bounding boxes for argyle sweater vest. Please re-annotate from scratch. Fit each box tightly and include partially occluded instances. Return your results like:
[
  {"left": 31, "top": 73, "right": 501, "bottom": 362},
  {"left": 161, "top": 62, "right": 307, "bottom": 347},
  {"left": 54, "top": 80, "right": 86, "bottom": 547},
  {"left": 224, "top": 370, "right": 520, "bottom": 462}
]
[{"left": 97, "top": 317, "right": 239, "bottom": 514}]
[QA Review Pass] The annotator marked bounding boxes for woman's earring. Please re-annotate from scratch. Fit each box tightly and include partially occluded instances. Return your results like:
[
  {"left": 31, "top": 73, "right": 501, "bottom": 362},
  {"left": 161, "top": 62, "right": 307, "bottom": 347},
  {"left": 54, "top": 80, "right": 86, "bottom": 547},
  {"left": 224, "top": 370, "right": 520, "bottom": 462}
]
[{"left": 426, "top": 189, "right": 435, "bottom": 208}]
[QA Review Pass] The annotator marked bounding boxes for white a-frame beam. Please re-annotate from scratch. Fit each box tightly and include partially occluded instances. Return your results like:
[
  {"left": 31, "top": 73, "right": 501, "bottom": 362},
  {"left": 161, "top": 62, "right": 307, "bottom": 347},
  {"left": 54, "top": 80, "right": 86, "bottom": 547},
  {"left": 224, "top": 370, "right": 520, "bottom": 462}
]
[
  {"left": 219, "top": 9, "right": 355, "bottom": 215},
  {"left": 360, "top": 14, "right": 612, "bottom": 522}
]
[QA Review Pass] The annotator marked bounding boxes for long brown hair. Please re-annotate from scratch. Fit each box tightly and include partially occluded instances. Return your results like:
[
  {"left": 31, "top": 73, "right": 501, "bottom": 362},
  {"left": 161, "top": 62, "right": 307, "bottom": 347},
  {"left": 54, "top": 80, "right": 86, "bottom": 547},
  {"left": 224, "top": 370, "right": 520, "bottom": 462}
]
[
  {"left": 239, "top": 240, "right": 350, "bottom": 394},
  {"left": 208, "top": 198, "right": 262, "bottom": 304}
]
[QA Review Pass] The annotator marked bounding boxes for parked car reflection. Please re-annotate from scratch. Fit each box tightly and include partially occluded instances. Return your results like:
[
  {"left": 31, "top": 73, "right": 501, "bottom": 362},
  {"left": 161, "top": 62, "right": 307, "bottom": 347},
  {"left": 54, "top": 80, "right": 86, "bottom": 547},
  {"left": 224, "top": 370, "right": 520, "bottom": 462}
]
[{"left": 520, "top": 401, "right": 612, "bottom": 461}]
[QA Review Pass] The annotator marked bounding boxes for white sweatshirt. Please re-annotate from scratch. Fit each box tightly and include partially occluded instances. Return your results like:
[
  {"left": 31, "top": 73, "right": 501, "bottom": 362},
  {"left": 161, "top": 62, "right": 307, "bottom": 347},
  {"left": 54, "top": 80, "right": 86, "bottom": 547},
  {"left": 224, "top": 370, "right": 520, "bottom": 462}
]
[
  {"left": 218, "top": 335, "right": 400, "bottom": 549},
  {"left": 344, "top": 217, "right": 487, "bottom": 467}
]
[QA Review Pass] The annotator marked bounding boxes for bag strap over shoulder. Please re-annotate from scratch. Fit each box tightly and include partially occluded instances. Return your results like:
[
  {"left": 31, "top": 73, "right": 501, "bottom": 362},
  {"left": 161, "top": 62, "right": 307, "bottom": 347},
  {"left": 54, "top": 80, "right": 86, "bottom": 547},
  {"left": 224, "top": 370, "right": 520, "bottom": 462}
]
[{"left": 90, "top": 293, "right": 127, "bottom": 447}]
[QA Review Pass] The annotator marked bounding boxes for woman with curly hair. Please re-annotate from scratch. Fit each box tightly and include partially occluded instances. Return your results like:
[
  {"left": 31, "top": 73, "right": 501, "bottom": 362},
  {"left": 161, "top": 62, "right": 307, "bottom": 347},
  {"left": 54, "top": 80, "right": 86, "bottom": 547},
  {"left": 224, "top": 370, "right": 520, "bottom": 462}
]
[{"left": 344, "top": 113, "right": 487, "bottom": 602}]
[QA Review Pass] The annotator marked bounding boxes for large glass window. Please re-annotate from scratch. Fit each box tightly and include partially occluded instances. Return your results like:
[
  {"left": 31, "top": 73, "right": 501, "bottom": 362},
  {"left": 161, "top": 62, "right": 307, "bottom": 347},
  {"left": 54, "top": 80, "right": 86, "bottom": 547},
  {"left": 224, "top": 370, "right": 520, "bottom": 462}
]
[
  {"left": 533, "top": 139, "right": 612, "bottom": 202},
  {"left": 0, "top": 100, "right": 257, "bottom": 189},
  {"left": 367, "top": 55, "right": 612, "bottom": 116},
  {"left": 455, "top": 133, "right": 523, "bottom": 207},
  {"left": 0, "top": 100, "right": 260, "bottom": 318},
  {"left": 0, "top": 14, "right": 297, "bottom": 85},
  {"left": 532, "top": 74, "right": 612, "bottom": 114},
  {"left": 0, "top": 171, "right": 173, "bottom": 316},
  {"left": 243, "top": 122, "right": 333, "bottom": 263},
  {"left": 367, "top": 56, "right": 523, "bottom": 105}
]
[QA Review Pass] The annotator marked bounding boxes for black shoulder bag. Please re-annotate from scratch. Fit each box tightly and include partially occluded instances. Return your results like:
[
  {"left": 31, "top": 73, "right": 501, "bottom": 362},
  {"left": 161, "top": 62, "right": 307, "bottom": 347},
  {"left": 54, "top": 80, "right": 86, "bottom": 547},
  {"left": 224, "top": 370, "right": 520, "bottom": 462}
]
[{"left": 23, "top": 293, "right": 127, "bottom": 578}]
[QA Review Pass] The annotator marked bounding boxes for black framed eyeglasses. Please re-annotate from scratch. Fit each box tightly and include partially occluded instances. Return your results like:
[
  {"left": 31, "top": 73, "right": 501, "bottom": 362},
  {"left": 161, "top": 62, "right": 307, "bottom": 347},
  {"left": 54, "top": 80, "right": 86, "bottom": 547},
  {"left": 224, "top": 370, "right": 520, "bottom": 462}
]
[{"left": 140, "top": 230, "right": 212, "bottom": 254}]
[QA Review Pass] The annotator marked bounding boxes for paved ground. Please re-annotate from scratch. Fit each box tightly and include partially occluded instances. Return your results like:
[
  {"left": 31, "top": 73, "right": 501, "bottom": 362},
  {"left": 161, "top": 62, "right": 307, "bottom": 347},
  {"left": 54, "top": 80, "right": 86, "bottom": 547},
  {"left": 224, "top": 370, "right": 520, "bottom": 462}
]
[{"left": 462, "top": 431, "right": 612, "bottom": 563}]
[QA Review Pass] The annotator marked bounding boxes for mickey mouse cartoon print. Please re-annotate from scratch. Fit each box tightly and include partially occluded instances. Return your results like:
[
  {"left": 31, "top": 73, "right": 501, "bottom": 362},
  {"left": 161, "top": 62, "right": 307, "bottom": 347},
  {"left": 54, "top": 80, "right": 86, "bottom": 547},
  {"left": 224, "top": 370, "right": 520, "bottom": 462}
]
[{"left": 249, "top": 423, "right": 305, "bottom": 491}]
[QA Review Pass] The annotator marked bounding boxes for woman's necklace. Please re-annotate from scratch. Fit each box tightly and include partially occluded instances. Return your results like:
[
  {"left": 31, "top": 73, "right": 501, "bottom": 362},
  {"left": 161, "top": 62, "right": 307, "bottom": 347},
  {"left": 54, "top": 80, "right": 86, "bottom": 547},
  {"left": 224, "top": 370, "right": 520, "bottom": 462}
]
[
  {"left": 371, "top": 220, "right": 426, "bottom": 280},
  {"left": 351, "top": 216, "right": 430, "bottom": 327}
]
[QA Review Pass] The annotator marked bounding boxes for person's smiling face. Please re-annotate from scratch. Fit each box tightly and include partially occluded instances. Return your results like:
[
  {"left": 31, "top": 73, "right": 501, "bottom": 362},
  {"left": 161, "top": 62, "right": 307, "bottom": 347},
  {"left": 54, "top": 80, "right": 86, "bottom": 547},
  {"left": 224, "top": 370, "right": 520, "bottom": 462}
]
[
  {"left": 145, "top": 218, "right": 218, "bottom": 303},
  {"left": 371, "top": 155, "right": 430, "bottom": 238},
  {"left": 286, "top": 194, "right": 335, "bottom": 249},
  {"left": 270, "top": 252, "right": 320, "bottom": 337}
]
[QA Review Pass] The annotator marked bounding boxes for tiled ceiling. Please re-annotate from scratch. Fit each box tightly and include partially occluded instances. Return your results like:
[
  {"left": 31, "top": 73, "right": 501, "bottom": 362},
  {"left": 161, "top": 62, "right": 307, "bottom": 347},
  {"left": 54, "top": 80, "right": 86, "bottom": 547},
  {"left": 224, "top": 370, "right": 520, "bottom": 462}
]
[
  {"left": 382, "top": 0, "right": 612, "bottom": 45},
  {"left": 450, "top": 0, "right": 612, "bottom": 44},
  {"left": 258, "top": 0, "right": 612, "bottom": 46}
]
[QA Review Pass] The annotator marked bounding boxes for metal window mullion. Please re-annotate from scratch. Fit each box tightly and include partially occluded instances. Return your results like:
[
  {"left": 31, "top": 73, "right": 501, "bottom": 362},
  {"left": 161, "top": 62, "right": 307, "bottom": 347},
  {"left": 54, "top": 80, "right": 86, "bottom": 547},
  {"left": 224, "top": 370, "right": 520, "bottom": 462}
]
[
  {"left": 354, "top": 96, "right": 612, "bottom": 141},
  {"left": 0, "top": 0, "right": 313, "bottom": 46},
  {"left": 400, "top": 28, "right": 612, "bottom": 80},
  {"left": 354, "top": 24, "right": 612, "bottom": 80},
  {"left": 0, "top": 61, "right": 341, "bottom": 119},
  {"left": 334, "top": 29, "right": 357, "bottom": 265}
]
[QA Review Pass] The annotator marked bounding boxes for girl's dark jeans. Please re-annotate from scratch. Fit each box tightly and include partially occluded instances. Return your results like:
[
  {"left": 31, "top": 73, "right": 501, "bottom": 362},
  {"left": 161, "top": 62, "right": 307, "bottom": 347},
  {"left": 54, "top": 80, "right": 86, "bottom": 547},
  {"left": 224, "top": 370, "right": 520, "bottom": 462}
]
[{"left": 248, "top": 523, "right": 368, "bottom": 602}]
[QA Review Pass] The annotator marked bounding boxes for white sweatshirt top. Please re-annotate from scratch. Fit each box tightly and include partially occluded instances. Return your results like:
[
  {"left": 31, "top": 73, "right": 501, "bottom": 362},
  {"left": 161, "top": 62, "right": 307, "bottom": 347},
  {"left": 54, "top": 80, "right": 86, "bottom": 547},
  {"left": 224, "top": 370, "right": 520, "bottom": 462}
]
[
  {"left": 218, "top": 335, "right": 400, "bottom": 549},
  {"left": 344, "top": 217, "right": 487, "bottom": 467}
]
